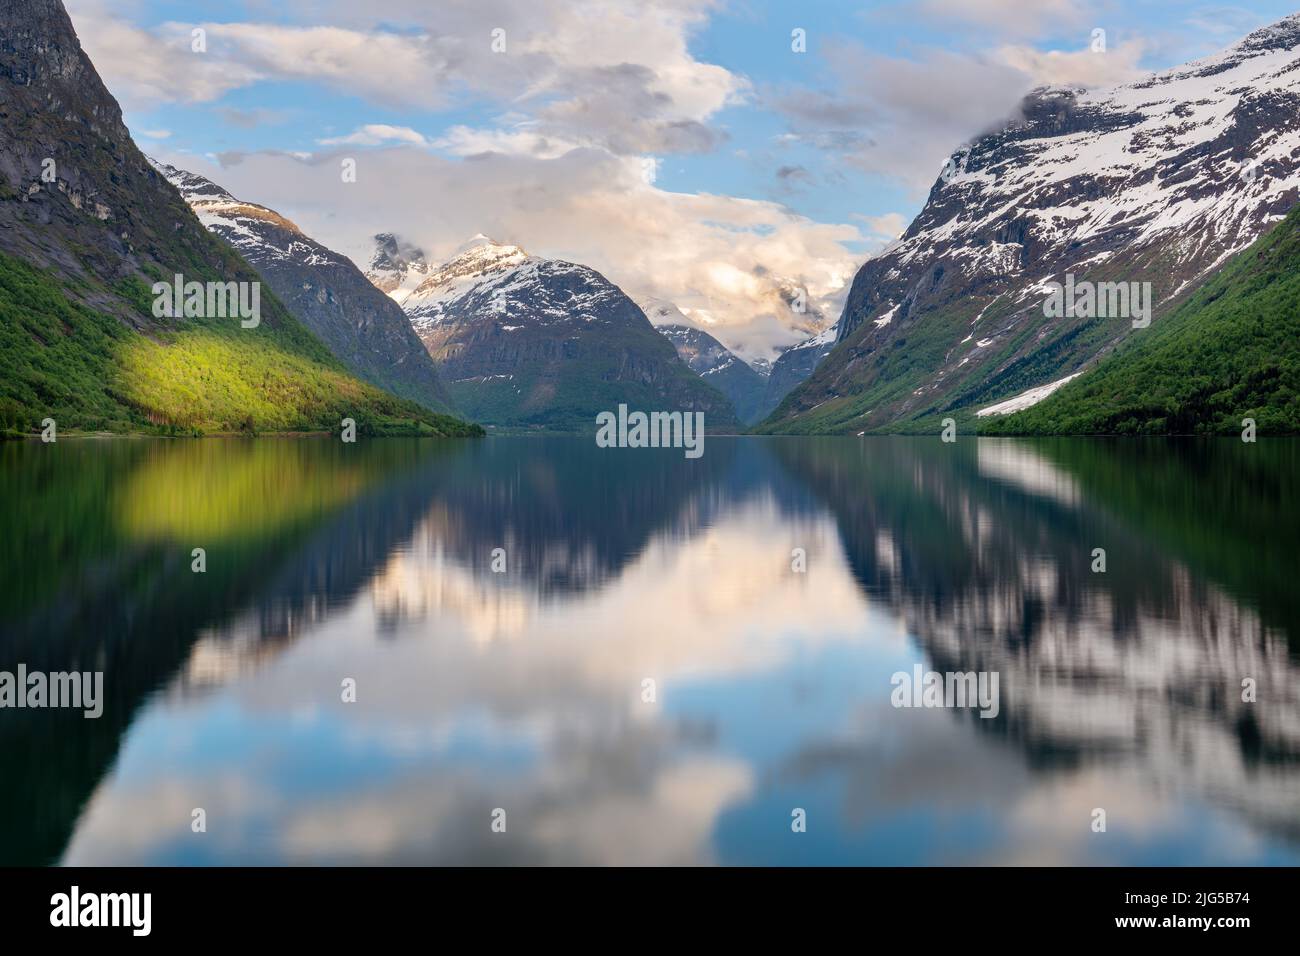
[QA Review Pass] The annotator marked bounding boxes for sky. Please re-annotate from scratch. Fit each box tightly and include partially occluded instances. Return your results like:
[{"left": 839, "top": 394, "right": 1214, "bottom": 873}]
[{"left": 66, "top": 0, "right": 1300, "bottom": 360}]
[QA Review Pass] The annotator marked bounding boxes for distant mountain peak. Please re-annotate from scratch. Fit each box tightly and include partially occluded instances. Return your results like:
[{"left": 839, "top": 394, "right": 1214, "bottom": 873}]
[
  {"left": 654, "top": 321, "right": 768, "bottom": 424},
  {"left": 367, "top": 232, "right": 739, "bottom": 429},
  {"left": 441, "top": 235, "right": 532, "bottom": 272},
  {"left": 148, "top": 159, "right": 236, "bottom": 204},
  {"left": 370, "top": 232, "right": 427, "bottom": 271},
  {"left": 452, "top": 233, "right": 526, "bottom": 257},
  {"left": 366, "top": 233, "right": 430, "bottom": 299},
  {"left": 401, "top": 238, "right": 601, "bottom": 330},
  {"left": 154, "top": 161, "right": 459, "bottom": 415},
  {"left": 639, "top": 297, "right": 692, "bottom": 326}
]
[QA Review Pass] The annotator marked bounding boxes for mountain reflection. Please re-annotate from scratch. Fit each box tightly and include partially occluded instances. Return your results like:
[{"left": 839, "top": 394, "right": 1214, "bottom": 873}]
[
  {"left": 1, "top": 436, "right": 1297, "bottom": 864},
  {"left": 772, "top": 438, "right": 1300, "bottom": 851}
]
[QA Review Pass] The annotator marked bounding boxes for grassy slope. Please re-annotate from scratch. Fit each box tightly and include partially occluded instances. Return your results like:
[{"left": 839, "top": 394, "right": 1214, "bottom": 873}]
[
  {"left": 0, "top": 250, "right": 482, "bottom": 438},
  {"left": 757, "top": 296, "right": 984, "bottom": 436},
  {"left": 755, "top": 265, "right": 1173, "bottom": 437},
  {"left": 982, "top": 207, "right": 1300, "bottom": 436},
  {"left": 0, "top": 1, "right": 479, "bottom": 440}
]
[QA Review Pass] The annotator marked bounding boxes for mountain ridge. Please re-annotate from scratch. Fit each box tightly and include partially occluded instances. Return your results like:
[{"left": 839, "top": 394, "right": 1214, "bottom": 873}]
[
  {"left": 761, "top": 13, "right": 1300, "bottom": 434},
  {"left": 367, "top": 234, "right": 740, "bottom": 431},
  {"left": 153, "top": 161, "right": 459, "bottom": 416},
  {"left": 0, "top": 0, "right": 477, "bottom": 437},
  {"left": 648, "top": 308, "right": 768, "bottom": 425}
]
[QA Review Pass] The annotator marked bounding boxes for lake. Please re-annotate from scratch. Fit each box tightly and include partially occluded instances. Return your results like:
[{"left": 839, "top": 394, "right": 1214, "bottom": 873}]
[{"left": 2, "top": 435, "right": 1298, "bottom": 865}]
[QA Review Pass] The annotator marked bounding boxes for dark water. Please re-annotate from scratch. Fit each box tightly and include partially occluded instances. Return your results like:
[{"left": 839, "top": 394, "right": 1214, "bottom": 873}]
[{"left": 1, "top": 435, "right": 1298, "bottom": 865}]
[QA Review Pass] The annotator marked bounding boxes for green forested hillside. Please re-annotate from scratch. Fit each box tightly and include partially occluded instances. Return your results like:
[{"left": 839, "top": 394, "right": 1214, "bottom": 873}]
[
  {"left": 983, "top": 206, "right": 1300, "bottom": 436},
  {"left": 0, "top": 0, "right": 480, "bottom": 439},
  {"left": 0, "top": 251, "right": 480, "bottom": 437}
]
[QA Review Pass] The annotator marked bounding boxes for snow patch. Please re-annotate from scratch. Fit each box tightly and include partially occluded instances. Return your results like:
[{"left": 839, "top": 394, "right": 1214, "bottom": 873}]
[{"left": 976, "top": 372, "right": 1083, "bottom": 417}]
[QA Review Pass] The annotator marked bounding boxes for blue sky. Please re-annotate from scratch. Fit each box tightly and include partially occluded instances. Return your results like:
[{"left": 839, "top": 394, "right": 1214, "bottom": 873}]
[{"left": 66, "top": 0, "right": 1300, "bottom": 358}]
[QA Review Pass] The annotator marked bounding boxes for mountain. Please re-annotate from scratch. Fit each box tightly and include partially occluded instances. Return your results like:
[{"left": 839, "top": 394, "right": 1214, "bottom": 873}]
[
  {"left": 980, "top": 204, "right": 1300, "bottom": 434},
  {"left": 0, "top": 0, "right": 477, "bottom": 437},
  {"left": 369, "top": 235, "right": 739, "bottom": 431},
  {"left": 759, "top": 322, "right": 838, "bottom": 421},
  {"left": 642, "top": 295, "right": 837, "bottom": 426},
  {"left": 151, "top": 163, "right": 458, "bottom": 416},
  {"left": 366, "top": 232, "right": 430, "bottom": 299},
  {"left": 762, "top": 15, "right": 1300, "bottom": 434},
  {"left": 643, "top": 300, "right": 767, "bottom": 425}
]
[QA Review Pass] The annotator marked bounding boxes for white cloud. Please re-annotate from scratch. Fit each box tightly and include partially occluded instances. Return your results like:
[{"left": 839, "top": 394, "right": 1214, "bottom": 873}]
[
  {"left": 67, "top": 0, "right": 747, "bottom": 158},
  {"left": 193, "top": 22, "right": 452, "bottom": 107},
  {"left": 773, "top": 37, "right": 1150, "bottom": 192},
  {"left": 319, "top": 124, "right": 430, "bottom": 147},
  {"left": 431, "top": 123, "right": 578, "bottom": 159},
  {"left": 64, "top": 1, "right": 261, "bottom": 108},
  {"left": 857, "top": 212, "right": 908, "bottom": 245},
  {"left": 773, "top": 45, "right": 1030, "bottom": 191},
  {"left": 996, "top": 40, "right": 1149, "bottom": 89}
]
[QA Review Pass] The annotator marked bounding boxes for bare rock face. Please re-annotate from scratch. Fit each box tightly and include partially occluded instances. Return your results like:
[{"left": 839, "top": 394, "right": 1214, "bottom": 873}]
[
  {"left": 366, "top": 232, "right": 429, "bottom": 297},
  {"left": 0, "top": 0, "right": 223, "bottom": 316},
  {"left": 766, "top": 15, "right": 1300, "bottom": 432}
]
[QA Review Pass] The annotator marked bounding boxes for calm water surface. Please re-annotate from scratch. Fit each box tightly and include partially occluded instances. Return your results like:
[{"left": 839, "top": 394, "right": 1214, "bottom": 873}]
[{"left": 2, "top": 436, "right": 1298, "bottom": 865}]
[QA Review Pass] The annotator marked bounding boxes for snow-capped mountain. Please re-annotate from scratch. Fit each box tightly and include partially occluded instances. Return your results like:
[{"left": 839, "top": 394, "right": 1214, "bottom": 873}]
[
  {"left": 648, "top": 305, "right": 767, "bottom": 425},
  {"left": 366, "top": 232, "right": 429, "bottom": 299},
  {"left": 367, "top": 235, "right": 738, "bottom": 430},
  {"left": 640, "top": 296, "right": 834, "bottom": 423},
  {"left": 397, "top": 235, "right": 535, "bottom": 329},
  {"left": 766, "top": 14, "right": 1300, "bottom": 432},
  {"left": 761, "top": 321, "right": 839, "bottom": 420},
  {"left": 639, "top": 297, "right": 693, "bottom": 329},
  {"left": 153, "top": 162, "right": 457, "bottom": 415}
]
